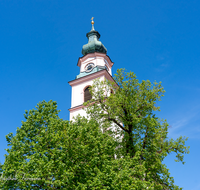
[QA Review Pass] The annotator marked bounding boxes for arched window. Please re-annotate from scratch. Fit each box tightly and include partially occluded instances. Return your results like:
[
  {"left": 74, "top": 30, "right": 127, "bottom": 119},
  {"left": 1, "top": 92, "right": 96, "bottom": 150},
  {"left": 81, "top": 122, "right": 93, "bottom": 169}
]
[{"left": 84, "top": 86, "right": 92, "bottom": 102}]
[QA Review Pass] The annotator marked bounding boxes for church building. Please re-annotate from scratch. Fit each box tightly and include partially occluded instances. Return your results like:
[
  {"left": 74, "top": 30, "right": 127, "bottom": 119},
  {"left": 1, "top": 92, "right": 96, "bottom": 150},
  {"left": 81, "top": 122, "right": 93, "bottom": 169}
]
[{"left": 69, "top": 19, "right": 115, "bottom": 120}]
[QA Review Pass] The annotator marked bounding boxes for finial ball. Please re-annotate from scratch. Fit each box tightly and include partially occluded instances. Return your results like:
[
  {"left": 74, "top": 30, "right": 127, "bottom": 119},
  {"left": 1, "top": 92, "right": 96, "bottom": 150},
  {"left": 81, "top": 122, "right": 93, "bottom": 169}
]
[{"left": 91, "top": 17, "right": 94, "bottom": 25}]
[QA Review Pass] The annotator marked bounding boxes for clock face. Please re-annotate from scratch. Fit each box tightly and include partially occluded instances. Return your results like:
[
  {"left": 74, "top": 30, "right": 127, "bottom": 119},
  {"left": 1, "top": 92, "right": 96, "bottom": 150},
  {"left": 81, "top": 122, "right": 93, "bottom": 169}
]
[{"left": 85, "top": 63, "right": 94, "bottom": 72}]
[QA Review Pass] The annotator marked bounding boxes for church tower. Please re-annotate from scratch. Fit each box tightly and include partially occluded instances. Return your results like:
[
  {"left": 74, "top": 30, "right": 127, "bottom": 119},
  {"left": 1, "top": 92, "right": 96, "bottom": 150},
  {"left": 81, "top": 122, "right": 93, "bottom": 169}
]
[{"left": 69, "top": 19, "right": 115, "bottom": 120}]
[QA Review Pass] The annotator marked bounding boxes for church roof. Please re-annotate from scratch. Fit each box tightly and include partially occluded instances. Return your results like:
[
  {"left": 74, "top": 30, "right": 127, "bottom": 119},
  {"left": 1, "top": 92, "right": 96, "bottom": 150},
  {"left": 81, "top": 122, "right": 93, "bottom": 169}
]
[{"left": 81, "top": 20, "right": 107, "bottom": 56}]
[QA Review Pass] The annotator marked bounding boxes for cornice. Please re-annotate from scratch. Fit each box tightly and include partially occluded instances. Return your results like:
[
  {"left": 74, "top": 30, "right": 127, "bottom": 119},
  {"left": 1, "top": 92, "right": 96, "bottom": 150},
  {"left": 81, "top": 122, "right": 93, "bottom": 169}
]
[
  {"left": 68, "top": 69, "right": 116, "bottom": 86},
  {"left": 77, "top": 52, "right": 114, "bottom": 68},
  {"left": 69, "top": 104, "right": 84, "bottom": 112}
]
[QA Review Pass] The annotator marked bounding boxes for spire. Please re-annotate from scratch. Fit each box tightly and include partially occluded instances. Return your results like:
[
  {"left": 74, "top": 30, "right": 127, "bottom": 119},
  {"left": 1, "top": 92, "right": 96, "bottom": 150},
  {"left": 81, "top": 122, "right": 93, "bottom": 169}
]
[
  {"left": 81, "top": 18, "right": 107, "bottom": 56},
  {"left": 91, "top": 17, "right": 95, "bottom": 31}
]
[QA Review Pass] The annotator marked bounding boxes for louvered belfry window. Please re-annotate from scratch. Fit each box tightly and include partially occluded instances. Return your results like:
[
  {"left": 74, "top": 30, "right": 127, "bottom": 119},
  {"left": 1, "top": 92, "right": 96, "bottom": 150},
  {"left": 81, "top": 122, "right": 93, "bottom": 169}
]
[{"left": 84, "top": 87, "right": 92, "bottom": 102}]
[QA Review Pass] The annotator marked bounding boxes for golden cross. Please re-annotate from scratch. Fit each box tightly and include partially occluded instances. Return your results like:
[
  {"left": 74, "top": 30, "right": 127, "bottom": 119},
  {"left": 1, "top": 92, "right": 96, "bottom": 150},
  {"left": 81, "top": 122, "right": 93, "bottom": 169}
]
[{"left": 91, "top": 17, "right": 94, "bottom": 25}]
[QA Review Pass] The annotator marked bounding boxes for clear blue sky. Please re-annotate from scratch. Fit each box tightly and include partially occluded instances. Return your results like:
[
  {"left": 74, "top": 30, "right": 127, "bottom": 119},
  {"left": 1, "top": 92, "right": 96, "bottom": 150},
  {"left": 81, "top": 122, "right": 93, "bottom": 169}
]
[{"left": 0, "top": 1, "right": 200, "bottom": 189}]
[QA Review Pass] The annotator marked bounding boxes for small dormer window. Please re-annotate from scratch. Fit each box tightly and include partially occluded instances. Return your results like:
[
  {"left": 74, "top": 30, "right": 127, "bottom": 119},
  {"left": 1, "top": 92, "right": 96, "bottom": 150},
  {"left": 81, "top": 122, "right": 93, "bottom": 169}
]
[{"left": 84, "top": 86, "right": 92, "bottom": 102}]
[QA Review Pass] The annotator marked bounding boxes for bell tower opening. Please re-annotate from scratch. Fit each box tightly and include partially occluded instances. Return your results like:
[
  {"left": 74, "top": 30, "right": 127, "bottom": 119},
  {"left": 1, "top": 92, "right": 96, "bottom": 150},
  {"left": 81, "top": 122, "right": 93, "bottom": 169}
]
[{"left": 84, "top": 86, "right": 92, "bottom": 102}]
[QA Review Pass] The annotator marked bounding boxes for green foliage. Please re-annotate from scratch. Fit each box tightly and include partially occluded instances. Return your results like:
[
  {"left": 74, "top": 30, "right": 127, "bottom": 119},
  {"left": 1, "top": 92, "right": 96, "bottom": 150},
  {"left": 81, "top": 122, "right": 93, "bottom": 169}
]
[
  {"left": 0, "top": 101, "right": 117, "bottom": 189},
  {"left": 84, "top": 68, "right": 189, "bottom": 189},
  {"left": 1, "top": 69, "right": 189, "bottom": 189}
]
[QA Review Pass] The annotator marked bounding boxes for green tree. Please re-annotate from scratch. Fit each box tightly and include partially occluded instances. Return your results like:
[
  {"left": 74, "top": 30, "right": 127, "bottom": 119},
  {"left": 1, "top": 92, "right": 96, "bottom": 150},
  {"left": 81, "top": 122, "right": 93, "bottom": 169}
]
[
  {"left": 0, "top": 101, "right": 118, "bottom": 189},
  {"left": 1, "top": 69, "right": 190, "bottom": 189},
  {"left": 1, "top": 100, "right": 161, "bottom": 189},
  {"left": 84, "top": 68, "right": 189, "bottom": 189}
]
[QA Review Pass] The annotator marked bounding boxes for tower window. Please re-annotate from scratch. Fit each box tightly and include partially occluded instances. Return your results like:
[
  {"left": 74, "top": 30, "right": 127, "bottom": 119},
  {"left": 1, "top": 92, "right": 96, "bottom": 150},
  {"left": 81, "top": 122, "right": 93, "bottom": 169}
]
[{"left": 84, "top": 86, "right": 92, "bottom": 102}]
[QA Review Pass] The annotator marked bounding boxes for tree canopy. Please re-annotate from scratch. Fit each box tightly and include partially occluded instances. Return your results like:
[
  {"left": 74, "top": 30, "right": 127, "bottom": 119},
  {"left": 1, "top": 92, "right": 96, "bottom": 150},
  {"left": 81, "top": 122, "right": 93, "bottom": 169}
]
[
  {"left": 0, "top": 69, "right": 189, "bottom": 189},
  {"left": 84, "top": 68, "right": 190, "bottom": 189},
  {"left": 1, "top": 101, "right": 118, "bottom": 189}
]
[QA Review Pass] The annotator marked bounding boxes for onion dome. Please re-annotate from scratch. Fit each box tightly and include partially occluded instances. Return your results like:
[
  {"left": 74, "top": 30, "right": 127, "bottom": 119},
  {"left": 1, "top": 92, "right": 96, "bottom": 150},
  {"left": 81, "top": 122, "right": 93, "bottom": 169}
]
[{"left": 82, "top": 18, "right": 107, "bottom": 56}]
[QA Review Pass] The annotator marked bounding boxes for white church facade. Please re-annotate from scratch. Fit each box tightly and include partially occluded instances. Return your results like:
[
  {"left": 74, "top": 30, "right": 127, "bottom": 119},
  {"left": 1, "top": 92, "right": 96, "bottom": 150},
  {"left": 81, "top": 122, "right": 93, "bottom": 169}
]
[{"left": 69, "top": 20, "right": 116, "bottom": 120}]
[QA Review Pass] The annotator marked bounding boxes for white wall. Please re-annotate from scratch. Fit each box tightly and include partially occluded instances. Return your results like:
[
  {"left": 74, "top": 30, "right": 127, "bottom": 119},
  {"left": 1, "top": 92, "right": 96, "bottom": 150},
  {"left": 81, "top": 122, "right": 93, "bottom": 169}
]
[
  {"left": 71, "top": 75, "right": 105, "bottom": 108},
  {"left": 80, "top": 56, "right": 112, "bottom": 75}
]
